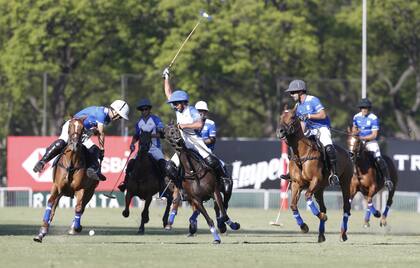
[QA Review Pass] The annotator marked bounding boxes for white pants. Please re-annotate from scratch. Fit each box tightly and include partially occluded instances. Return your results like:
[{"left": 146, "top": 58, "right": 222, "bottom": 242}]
[
  {"left": 58, "top": 120, "right": 95, "bottom": 149},
  {"left": 144, "top": 144, "right": 164, "bottom": 161},
  {"left": 171, "top": 132, "right": 211, "bottom": 166},
  {"left": 307, "top": 126, "right": 333, "bottom": 146},
  {"left": 364, "top": 140, "right": 381, "bottom": 158}
]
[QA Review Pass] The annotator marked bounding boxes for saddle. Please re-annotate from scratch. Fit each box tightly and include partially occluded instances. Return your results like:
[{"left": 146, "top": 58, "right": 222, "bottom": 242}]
[{"left": 361, "top": 151, "right": 385, "bottom": 185}]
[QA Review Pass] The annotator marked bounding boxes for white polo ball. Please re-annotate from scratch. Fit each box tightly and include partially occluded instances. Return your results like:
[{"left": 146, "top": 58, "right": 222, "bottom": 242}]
[{"left": 89, "top": 229, "right": 95, "bottom": 236}]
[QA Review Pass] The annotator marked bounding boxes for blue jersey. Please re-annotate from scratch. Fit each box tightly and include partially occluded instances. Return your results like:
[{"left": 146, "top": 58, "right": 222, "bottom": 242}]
[
  {"left": 135, "top": 115, "right": 164, "bottom": 149},
  {"left": 198, "top": 119, "right": 216, "bottom": 151},
  {"left": 74, "top": 106, "right": 110, "bottom": 130},
  {"left": 296, "top": 95, "right": 330, "bottom": 129},
  {"left": 353, "top": 112, "right": 379, "bottom": 138}
]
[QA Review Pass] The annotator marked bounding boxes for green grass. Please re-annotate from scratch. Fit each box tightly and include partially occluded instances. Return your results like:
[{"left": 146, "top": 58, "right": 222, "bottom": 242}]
[{"left": 1, "top": 207, "right": 420, "bottom": 268}]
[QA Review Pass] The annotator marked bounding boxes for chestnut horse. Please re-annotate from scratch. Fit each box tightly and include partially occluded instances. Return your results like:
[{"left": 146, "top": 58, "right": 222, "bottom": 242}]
[
  {"left": 276, "top": 105, "right": 353, "bottom": 242},
  {"left": 121, "top": 131, "right": 174, "bottom": 234},
  {"left": 164, "top": 124, "right": 240, "bottom": 244},
  {"left": 34, "top": 118, "right": 99, "bottom": 242},
  {"left": 347, "top": 128, "right": 398, "bottom": 227}
]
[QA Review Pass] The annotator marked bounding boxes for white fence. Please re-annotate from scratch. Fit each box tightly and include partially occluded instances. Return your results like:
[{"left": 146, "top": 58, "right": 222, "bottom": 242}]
[{"left": 0, "top": 187, "right": 33, "bottom": 207}]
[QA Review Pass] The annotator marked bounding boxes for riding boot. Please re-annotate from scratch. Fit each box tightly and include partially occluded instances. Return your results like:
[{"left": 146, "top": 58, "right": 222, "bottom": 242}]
[
  {"left": 325, "top": 145, "right": 340, "bottom": 186},
  {"left": 118, "top": 159, "right": 135, "bottom": 192},
  {"left": 375, "top": 156, "right": 394, "bottom": 191},
  {"left": 86, "top": 145, "right": 106, "bottom": 181},
  {"left": 204, "top": 155, "right": 231, "bottom": 192},
  {"left": 33, "top": 139, "right": 67, "bottom": 173},
  {"left": 165, "top": 160, "right": 179, "bottom": 183}
]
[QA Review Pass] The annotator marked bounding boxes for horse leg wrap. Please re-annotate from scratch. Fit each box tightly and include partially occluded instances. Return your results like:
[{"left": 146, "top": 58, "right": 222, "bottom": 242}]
[
  {"left": 189, "top": 210, "right": 200, "bottom": 223},
  {"left": 383, "top": 206, "right": 390, "bottom": 217},
  {"left": 341, "top": 213, "right": 349, "bottom": 231},
  {"left": 367, "top": 202, "right": 378, "bottom": 214},
  {"left": 42, "top": 203, "right": 53, "bottom": 224},
  {"left": 319, "top": 219, "right": 326, "bottom": 234},
  {"left": 73, "top": 212, "right": 82, "bottom": 229},
  {"left": 168, "top": 210, "right": 177, "bottom": 224},
  {"left": 293, "top": 210, "right": 304, "bottom": 226},
  {"left": 306, "top": 198, "right": 320, "bottom": 217},
  {"left": 210, "top": 226, "right": 221, "bottom": 242},
  {"left": 364, "top": 209, "right": 371, "bottom": 222}
]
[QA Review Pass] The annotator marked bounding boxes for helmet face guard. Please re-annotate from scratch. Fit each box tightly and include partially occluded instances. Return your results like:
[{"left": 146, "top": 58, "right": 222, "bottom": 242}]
[{"left": 110, "top": 100, "right": 129, "bottom": 120}]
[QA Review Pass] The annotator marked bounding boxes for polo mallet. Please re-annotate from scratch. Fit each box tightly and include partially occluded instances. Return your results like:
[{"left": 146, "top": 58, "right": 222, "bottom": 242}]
[
  {"left": 104, "top": 150, "right": 134, "bottom": 199},
  {"left": 168, "top": 10, "right": 212, "bottom": 69},
  {"left": 269, "top": 181, "right": 291, "bottom": 227}
]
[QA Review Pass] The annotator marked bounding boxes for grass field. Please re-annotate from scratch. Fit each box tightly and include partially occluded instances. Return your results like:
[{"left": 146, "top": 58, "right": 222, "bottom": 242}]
[{"left": 1, "top": 207, "right": 420, "bottom": 268}]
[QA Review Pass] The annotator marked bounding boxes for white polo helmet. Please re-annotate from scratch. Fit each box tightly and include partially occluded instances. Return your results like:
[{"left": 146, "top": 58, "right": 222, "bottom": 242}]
[
  {"left": 110, "top": 100, "right": 129, "bottom": 120},
  {"left": 195, "top": 100, "right": 209, "bottom": 111}
]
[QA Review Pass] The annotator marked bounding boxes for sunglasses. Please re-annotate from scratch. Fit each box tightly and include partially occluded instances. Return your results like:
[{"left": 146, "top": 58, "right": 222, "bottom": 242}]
[
  {"left": 139, "top": 107, "right": 150, "bottom": 111},
  {"left": 173, "top": 101, "right": 183, "bottom": 106}
]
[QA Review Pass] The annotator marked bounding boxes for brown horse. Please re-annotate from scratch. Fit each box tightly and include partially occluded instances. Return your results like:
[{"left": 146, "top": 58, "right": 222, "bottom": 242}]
[
  {"left": 122, "top": 131, "right": 174, "bottom": 234},
  {"left": 276, "top": 105, "right": 353, "bottom": 242},
  {"left": 347, "top": 128, "right": 398, "bottom": 227},
  {"left": 34, "top": 118, "right": 99, "bottom": 242},
  {"left": 164, "top": 124, "right": 240, "bottom": 244}
]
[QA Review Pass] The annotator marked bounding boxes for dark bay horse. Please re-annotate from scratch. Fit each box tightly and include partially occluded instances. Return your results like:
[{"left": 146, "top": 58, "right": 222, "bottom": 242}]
[
  {"left": 164, "top": 124, "right": 240, "bottom": 244},
  {"left": 34, "top": 118, "right": 99, "bottom": 242},
  {"left": 347, "top": 128, "right": 398, "bottom": 227},
  {"left": 276, "top": 105, "right": 353, "bottom": 242},
  {"left": 122, "top": 131, "right": 173, "bottom": 234}
]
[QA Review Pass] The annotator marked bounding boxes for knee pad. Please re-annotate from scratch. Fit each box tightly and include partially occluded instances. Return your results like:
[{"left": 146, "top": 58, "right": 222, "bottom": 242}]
[{"left": 165, "top": 160, "right": 178, "bottom": 180}]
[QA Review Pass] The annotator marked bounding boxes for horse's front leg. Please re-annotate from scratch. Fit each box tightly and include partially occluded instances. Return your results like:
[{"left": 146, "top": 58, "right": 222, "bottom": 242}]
[
  {"left": 69, "top": 189, "right": 85, "bottom": 235},
  {"left": 191, "top": 198, "right": 221, "bottom": 244},
  {"left": 162, "top": 190, "right": 174, "bottom": 229},
  {"left": 33, "top": 185, "right": 59, "bottom": 243},
  {"left": 290, "top": 181, "right": 307, "bottom": 233},
  {"left": 122, "top": 190, "right": 133, "bottom": 218},
  {"left": 314, "top": 189, "right": 327, "bottom": 243},
  {"left": 381, "top": 185, "right": 396, "bottom": 227},
  {"left": 188, "top": 203, "right": 200, "bottom": 236},
  {"left": 138, "top": 197, "right": 152, "bottom": 234},
  {"left": 305, "top": 176, "right": 327, "bottom": 243},
  {"left": 165, "top": 187, "right": 181, "bottom": 230},
  {"left": 213, "top": 188, "right": 240, "bottom": 233}
]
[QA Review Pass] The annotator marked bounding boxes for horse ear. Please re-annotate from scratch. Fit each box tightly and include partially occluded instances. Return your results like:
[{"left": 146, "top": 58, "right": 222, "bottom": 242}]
[
  {"left": 347, "top": 126, "right": 351, "bottom": 133},
  {"left": 283, "top": 104, "right": 288, "bottom": 111}
]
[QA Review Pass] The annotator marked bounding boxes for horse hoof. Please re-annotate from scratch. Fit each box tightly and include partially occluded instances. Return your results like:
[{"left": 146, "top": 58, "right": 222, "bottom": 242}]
[
  {"left": 187, "top": 233, "right": 195, "bottom": 237},
  {"left": 33, "top": 235, "right": 43, "bottom": 243},
  {"left": 68, "top": 228, "right": 76, "bottom": 235},
  {"left": 363, "top": 222, "right": 370, "bottom": 228},
  {"left": 75, "top": 226, "right": 82, "bottom": 233},
  {"left": 340, "top": 232, "right": 348, "bottom": 242},
  {"left": 122, "top": 210, "right": 129, "bottom": 218},
  {"left": 218, "top": 223, "right": 227, "bottom": 234},
  {"left": 137, "top": 229, "right": 145, "bottom": 235},
  {"left": 213, "top": 239, "right": 221, "bottom": 244},
  {"left": 164, "top": 225, "right": 172, "bottom": 231},
  {"left": 189, "top": 222, "right": 198, "bottom": 235},
  {"left": 373, "top": 211, "right": 381, "bottom": 218},
  {"left": 229, "top": 222, "right": 241, "bottom": 231},
  {"left": 380, "top": 219, "right": 387, "bottom": 227},
  {"left": 318, "top": 233, "right": 326, "bottom": 243},
  {"left": 300, "top": 223, "right": 309, "bottom": 233}
]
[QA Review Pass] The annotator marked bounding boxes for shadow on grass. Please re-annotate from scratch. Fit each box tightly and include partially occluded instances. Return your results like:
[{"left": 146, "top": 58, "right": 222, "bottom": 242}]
[{"left": 2, "top": 224, "right": 420, "bottom": 239}]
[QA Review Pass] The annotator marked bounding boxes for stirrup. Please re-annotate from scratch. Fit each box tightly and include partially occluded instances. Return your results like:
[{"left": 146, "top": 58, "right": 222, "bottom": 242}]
[
  {"left": 328, "top": 174, "right": 339, "bottom": 186},
  {"left": 280, "top": 174, "right": 291, "bottom": 181},
  {"left": 87, "top": 168, "right": 106, "bottom": 181}
]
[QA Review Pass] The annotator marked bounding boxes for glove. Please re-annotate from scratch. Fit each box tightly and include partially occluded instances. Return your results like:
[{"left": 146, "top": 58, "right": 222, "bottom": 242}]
[
  {"left": 177, "top": 123, "right": 183, "bottom": 130},
  {"left": 158, "top": 130, "right": 165, "bottom": 139},
  {"left": 298, "top": 114, "right": 309, "bottom": 121},
  {"left": 99, "top": 149, "right": 105, "bottom": 161},
  {"left": 162, "top": 67, "right": 170, "bottom": 79},
  {"left": 130, "top": 143, "right": 135, "bottom": 152}
]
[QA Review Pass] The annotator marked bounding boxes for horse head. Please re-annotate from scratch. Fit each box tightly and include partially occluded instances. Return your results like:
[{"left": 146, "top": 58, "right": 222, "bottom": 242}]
[
  {"left": 276, "top": 104, "right": 301, "bottom": 140},
  {"left": 138, "top": 131, "right": 152, "bottom": 153},
  {"left": 164, "top": 123, "right": 185, "bottom": 151},
  {"left": 346, "top": 127, "right": 362, "bottom": 158},
  {"left": 68, "top": 117, "right": 85, "bottom": 153}
]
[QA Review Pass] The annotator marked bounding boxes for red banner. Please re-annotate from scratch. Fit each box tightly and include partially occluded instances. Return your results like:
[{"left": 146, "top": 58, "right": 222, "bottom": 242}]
[{"left": 7, "top": 136, "right": 132, "bottom": 191}]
